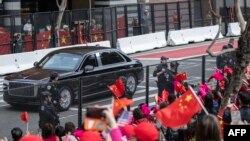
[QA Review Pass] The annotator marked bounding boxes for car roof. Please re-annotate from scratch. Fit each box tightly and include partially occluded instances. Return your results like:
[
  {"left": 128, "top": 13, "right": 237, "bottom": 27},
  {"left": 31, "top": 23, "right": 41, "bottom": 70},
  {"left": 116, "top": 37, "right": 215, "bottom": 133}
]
[{"left": 50, "top": 46, "right": 114, "bottom": 55}]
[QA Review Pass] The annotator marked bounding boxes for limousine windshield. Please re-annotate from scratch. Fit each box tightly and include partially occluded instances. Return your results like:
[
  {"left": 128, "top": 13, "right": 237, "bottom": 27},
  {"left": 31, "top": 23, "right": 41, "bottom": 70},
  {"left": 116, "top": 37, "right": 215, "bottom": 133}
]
[{"left": 39, "top": 53, "right": 82, "bottom": 71}]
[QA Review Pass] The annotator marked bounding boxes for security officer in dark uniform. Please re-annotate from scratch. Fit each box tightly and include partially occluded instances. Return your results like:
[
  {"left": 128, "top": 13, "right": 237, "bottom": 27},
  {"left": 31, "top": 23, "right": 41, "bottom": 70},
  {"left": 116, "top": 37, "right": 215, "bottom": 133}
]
[
  {"left": 216, "top": 45, "right": 229, "bottom": 69},
  {"left": 39, "top": 91, "right": 60, "bottom": 128},
  {"left": 47, "top": 72, "right": 61, "bottom": 110},
  {"left": 153, "top": 56, "right": 171, "bottom": 96}
]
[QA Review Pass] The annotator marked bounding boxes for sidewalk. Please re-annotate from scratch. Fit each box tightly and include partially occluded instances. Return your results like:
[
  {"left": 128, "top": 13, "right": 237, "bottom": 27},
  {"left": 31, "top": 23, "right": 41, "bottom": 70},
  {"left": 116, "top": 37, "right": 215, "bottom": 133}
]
[{"left": 130, "top": 37, "right": 238, "bottom": 60}]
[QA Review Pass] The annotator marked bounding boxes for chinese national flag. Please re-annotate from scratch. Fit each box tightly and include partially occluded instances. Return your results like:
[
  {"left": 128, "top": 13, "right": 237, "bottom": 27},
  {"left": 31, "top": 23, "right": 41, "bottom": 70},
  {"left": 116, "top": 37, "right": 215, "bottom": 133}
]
[
  {"left": 115, "top": 78, "right": 125, "bottom": 96},
  {"left": 20, "top": 112, "right": 29, "bottom": 123},
  {"left": 174, "top": 81, "right": 186, "bottom": 93},
  {"left": 108, "top": 84, "right": 122, "bottom": 98},
  {"left": 161, "top": 90, "right": 169, "bottom": 102},
  {"left": 91, "top": 28, "right": 104, "bottom": 42},
  {"left": 36, "top": 31, "right": 51, "bottom": 50},
  {"left": 24, "top": 35, "right": 33, "bottom": 52},
  {"left": 113, "top": 98, "right": 134, "bottom": 116},
  {"left": 108, "top": 78, "right": 125, "bottom": 98},
  {"left": 175, "top": 72, "right": 187, "bottom": 81},
  {"left": 59, "top": 31, "right": 71, "bottom": 46},
  {"left": 0, "top": 32, "right": 11, "bottom": 55},
  {"left": 156, "top": 90, "right": 202, "bottom": 128}
]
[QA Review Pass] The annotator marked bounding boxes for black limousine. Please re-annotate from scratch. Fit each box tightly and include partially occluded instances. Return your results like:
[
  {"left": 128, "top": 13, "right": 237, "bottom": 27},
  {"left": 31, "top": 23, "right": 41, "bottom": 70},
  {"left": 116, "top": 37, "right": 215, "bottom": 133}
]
[{"left": 3, "top": 47, "right": 144, "bottom": 110}]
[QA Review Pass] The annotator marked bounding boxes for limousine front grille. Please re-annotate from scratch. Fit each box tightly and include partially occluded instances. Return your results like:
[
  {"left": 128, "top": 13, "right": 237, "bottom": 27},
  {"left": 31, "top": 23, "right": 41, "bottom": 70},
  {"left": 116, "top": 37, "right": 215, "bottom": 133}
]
[{"left": 8, "top": 82, "right": 37, "bottom": 97}]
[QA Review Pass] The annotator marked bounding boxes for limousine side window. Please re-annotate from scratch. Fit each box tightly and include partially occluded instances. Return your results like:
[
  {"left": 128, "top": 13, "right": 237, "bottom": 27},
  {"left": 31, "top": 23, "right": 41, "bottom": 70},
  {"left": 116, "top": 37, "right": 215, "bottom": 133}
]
[
  {"left": 82, "top": 54, "right": 98, "bottom": 69},
  {"left": 100, "top": 51, "right": 125, "bottom": 65}
]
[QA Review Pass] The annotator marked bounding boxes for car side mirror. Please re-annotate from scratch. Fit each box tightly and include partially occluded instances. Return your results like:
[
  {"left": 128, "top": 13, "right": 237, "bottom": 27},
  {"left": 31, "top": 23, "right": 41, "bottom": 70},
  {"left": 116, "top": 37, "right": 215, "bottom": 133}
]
[
  {"left": 84, "top": 65, "right": 94, "bottom": 72},
  {"left": 34, "top": 61, "right": 38, "bottom": 67}
]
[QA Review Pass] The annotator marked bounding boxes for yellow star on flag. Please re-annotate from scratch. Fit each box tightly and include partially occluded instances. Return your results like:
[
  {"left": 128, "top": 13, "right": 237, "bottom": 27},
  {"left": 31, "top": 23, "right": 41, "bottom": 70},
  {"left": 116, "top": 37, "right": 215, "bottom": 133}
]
[
  {"left": 185, "top": 95, "right": 193, "bottom": 102},
  {"left": 93, "top": 35, "right": 98, "bottom": 42},
  {"left": 61, "top": 35, "right": 66, "bottom": 44}
]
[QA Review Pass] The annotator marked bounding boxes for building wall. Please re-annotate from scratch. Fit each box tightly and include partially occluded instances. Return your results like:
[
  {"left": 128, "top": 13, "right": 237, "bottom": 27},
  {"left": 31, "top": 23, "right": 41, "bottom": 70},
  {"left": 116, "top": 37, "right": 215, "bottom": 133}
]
[
  {"left": 72, "top": 0, "right": 94, "bottom": 9},
  {"left": 94, "top": 0, "right": 137, "bottom": 7}
]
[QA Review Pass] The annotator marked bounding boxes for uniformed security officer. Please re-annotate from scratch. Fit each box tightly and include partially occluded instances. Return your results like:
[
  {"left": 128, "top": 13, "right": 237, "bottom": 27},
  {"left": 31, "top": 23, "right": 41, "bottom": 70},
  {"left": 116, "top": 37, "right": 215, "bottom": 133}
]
[
  {"left": 216, "top": 45, "right": 229, "bottom": 69},
  {"left": 153, "top": 56, "right": 173, "bottom": 96},
  {"left": 39, "top": 91, "right": 60, "bottom": 128},
  {"left": 47, "top": 72, "right": 61, "bottom": 110}
]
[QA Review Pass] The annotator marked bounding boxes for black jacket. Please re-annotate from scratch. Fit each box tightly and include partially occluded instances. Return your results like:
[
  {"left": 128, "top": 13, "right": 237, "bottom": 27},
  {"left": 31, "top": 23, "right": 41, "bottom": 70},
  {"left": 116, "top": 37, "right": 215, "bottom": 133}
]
[
  {"left": 39, "top": 102, "right": 59, "bottom": 128},
  {"left": 153, "top": 63, "right": 168, "bottom": 83},
  {"left": 216, "top": 54, "right": 228, "bottom": 69}
]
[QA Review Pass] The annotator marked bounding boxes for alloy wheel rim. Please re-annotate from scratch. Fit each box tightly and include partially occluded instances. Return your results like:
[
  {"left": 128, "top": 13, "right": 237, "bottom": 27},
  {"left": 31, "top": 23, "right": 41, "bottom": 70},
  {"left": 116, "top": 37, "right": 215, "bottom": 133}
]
[
  {"left": 127, "top": 76, "right": 136, "bottom": 92},
  {"left": 60, "top": 89, "right": 71, "bottom": 109}
]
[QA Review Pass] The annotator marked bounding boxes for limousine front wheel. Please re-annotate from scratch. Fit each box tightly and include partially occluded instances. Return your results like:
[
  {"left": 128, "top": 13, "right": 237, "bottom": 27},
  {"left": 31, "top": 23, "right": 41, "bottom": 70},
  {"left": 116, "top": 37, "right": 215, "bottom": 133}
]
[{"left": 59, "top": 87, "right": 73, "bottom": 111}]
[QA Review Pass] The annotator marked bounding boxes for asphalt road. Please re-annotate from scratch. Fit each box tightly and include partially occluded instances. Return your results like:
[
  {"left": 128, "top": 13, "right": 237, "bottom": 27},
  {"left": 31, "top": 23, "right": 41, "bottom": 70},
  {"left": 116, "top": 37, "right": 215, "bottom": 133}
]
[{"left": 0, "top": 54, "right": 218, "bottom": 138}]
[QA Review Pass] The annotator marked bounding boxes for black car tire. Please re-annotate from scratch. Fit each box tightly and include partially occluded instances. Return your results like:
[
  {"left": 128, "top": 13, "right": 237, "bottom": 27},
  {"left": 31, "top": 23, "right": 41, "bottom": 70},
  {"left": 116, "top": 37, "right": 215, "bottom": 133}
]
[
  {"left": 126, "top": 73, "right": 137, "bottom": 95},
  {"left": 58, "top": 87, "right": 73, "bottom": 111}
]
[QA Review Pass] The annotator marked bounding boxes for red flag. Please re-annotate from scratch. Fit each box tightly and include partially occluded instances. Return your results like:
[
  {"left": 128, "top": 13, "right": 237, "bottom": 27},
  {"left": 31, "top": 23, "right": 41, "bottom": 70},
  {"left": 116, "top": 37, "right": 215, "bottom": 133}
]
[
  {"left": 108, "top": 78, "right": 125, "bottom": 98},
  {"left": 36, "top": 31, "right": 51, "bottom": 50},
  {"left": 156, "top": 90, "right": 202, "bottom": 128},
  {"left": 175, "top": 72, "right": 187, "bottom": 81},
  {"left": 161, "top": 90, "right": 169, "bottom": 102},
  {"left": 108, "top": 84, "right": 122, "bottom": 98},
  {"left": 115, "top": 78, "right": 125, "bottom": 96},
  {"left": 91, "top": 28, "right": 104, "bottom": 42},
  {"left": 20, "top": 112, "right": 29, "bottom": 123},
  {"left": 0, "top": 32, "right": 11, "bottom": 55},
  {"left": 113, "top": 98, "right": 134, "bottom": 116},
  {"left": 59, "top": 31, "right": 71, "bottom": 46},
  {"left": 24, "top": 35, "right": 33, "bottom": 52},
  {"left": 174, "top": 81, "right": 186, "bottom": 93}
]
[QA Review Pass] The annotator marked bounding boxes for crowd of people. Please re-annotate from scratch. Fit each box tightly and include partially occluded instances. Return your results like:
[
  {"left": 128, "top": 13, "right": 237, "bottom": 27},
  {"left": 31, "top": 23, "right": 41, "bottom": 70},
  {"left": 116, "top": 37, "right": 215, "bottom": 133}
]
[{"left": 1, "top": 39, "right": 250, "bottom": 141}]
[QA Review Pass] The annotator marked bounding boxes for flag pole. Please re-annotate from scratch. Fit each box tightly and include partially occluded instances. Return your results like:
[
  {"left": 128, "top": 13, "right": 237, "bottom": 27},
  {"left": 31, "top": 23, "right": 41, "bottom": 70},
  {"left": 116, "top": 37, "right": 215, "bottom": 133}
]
[
  {"left": 26, "top": 122, "right": 29, "bottom": 132},
  {"left": 188, "top": 86, "right": 209, "bottom": 115}
]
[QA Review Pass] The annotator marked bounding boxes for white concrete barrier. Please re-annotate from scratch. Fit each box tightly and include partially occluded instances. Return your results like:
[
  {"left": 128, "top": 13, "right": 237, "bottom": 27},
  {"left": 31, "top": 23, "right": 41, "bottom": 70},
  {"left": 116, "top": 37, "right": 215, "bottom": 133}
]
[
  {"left": 0, "top": 41, "right": 111, "bottom": 75},
  {"left": 86, "top": 40, "right": 111, "bottom": 47},
  {"left": 167, "top": 25, "right": 224, "bottom": 46},
  {"left": 117, "top": 32, "right": 167, "bottom": 54},
  {"left": 0, "top": 52, "right": 36, "bottom": 75},
  {"left": 207, "top": 25, "right": 224, "bottom": 39},
  {"left": 226, "top": 22, "right": 241, "bottom": 36},
  {"left": 167, "top": 30, "right": 187, "bottom": 46}
]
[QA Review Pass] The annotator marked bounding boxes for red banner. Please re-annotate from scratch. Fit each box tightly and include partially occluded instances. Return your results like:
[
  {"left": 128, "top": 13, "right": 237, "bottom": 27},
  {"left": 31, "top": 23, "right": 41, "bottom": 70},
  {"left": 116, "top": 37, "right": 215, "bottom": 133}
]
[
  {"left": 117, "top": 16, "right": 126, "bottom": 38},
  {"left": 59, "top": 31, "right": 71, "bottom": 46},
  {"left": 36, "top": 31, "right": 51, "bottom": 50},
  {"left": 91, "top": 28, "right": 104, "bottom": 42},
  {"left": 0, "top": 32, "right": 11, "bottom": 55},
  {"left": 24, "top": 35, "right": 33, "bottom": 52}
]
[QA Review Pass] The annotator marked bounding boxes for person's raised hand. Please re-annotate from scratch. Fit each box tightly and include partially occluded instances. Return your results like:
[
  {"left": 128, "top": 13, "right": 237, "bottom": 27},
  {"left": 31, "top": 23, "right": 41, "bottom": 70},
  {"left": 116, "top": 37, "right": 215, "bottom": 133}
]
[{"left": 103, "top": 108, "right": 117, "bottom": 128}]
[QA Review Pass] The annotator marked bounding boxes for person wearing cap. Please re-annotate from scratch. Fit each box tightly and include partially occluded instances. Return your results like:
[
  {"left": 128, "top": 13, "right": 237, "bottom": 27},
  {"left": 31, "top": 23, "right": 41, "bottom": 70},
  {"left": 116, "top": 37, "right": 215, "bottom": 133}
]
[
  {"left": 39, "top": 91, "right": 60, "bottom": 129},
  {"left": 153, "top": 56, "right": 173, "bottom": 96}
]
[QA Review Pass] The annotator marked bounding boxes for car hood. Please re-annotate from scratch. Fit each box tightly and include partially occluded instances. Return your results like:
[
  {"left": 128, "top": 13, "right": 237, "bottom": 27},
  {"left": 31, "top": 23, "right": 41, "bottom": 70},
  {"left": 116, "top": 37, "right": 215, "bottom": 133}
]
[{"left": 5, "top": 67, "right": 69, "bottom": 81}]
